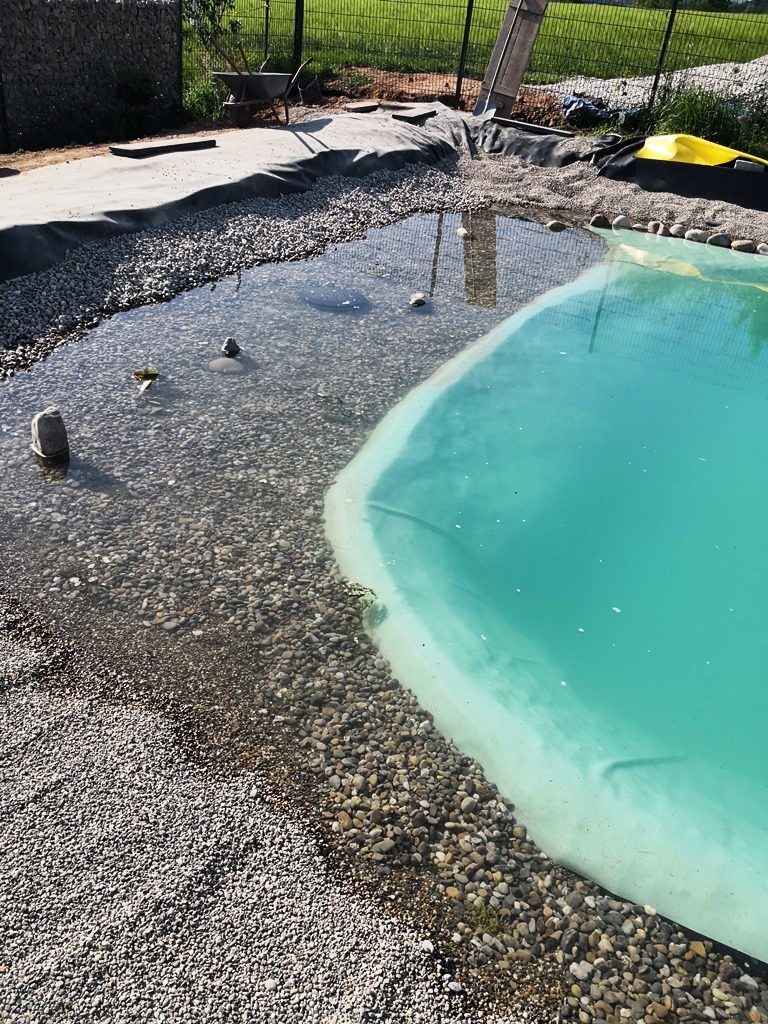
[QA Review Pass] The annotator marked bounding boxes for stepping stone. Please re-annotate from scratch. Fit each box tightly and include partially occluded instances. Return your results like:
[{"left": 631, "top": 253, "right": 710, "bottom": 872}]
[
  {"left": 110, "top": 137, "right": 218, "bottom": 159},
  {"left": 345, "top": 101, "right": 380, "bottom": 114},
  {"left": 391, "top": 106, "right": 439, "bottom": 124}
]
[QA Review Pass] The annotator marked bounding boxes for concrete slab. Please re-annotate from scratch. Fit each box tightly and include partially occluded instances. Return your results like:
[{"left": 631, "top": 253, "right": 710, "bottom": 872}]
[
  {"left": 391, "top": 107, "right": 439, "bottom": 124},
  {"left": 0, "top": 111, "right": 465, "bottom": 282}
]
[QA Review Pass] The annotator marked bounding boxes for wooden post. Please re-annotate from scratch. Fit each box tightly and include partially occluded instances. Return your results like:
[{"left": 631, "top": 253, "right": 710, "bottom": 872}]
[
  {"left": 475, "top": 0, "right": 549, "bottom": 117},
  {"left": 463, "top": 209, "right": 497, "bottom": 311}
]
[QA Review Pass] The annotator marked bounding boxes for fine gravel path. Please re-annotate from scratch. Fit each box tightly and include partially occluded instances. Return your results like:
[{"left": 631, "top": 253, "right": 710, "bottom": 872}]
[
  {"left": 533, "top": 53, "right": 768, "bottom": 109},
  {"left": 0, "top": 608, "right": 474, "bottom": 1024},
  {"left": 2, "top": 134, "right": 768, "bottom": 1022}
]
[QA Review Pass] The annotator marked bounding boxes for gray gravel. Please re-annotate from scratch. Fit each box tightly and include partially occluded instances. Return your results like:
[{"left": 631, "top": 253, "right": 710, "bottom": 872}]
[
  {"left": 0, "top": 644, "right": 475, "bottom": 1024},
  {"left": 533, "top": 53, "right": 768, "bottom": 110}
]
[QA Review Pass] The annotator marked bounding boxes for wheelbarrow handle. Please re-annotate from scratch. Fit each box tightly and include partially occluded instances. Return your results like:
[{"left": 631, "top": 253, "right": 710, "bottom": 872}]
[{"left": 287, "top": 57, "right": 313, "bottom": 95}]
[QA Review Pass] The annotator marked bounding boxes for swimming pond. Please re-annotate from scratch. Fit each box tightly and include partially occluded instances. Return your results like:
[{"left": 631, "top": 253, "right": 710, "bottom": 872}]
[
  {"left": 327, "top": 230, "right": 768, "bottom": 962},
  {"left": 3, "top": 210, "right": 765, "bottom": 963}
]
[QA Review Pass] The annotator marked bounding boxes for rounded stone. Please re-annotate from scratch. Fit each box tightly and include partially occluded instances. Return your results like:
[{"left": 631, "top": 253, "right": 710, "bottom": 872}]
[
  {"left": 684, "top": 229, "right": 708, "bottom": 243},
  {"left": 546, "top": 219, "right": 567, "bottom": 232},
  {"left": 207, "top": 357, "right": 246, "bottom": 374},
  {"left": 589, "top": 214, "right": 610, "bottom": 229},
  {"left": 612, "top": 215, "right": 632, "bottom": 230},
  {"left": 732, "top": 239, "right": 756, "bottom": 253},
  {"left": 303, "top": 286, "right": 370, "bottom": 312},
  {"left": 706, "top": 232, "right": 732, "bottom": 247}
]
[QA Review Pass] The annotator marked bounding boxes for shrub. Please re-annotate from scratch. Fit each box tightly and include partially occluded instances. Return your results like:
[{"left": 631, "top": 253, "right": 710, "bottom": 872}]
[
  {"left": 652, "top": 85, "right": 768, "bottom": 159},
  {"left": 183, "top": 79, "right": 224, "bottom": 121}
]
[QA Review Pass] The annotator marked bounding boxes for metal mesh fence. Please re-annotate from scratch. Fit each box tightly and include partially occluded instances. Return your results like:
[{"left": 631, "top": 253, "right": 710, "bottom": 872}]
[
  {"left": 322, "top": 208, "right": 603, "bottom": 315},
  {"left": 514, "top": 1, "right": 768, "bottom": 133},
  {"left": 181, "top": 0, "right": 504, "bottom": 111},
  {"left": 583, "top": 252, "right": 768, "bottom": 399},
  {"left": 181, "top": 0, "right": 768, "bottom": 142}
]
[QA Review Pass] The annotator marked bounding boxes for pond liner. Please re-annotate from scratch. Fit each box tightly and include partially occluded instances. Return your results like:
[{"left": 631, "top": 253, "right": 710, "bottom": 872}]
[
  {"left": 0, "top": 109, "right": 472, "bottom": 284},
  {"left": 594, "top": 140, "right": 768, "bottom": 213},
  {"left": 473, "top": 119, "right": 768, "bottom": 211}
]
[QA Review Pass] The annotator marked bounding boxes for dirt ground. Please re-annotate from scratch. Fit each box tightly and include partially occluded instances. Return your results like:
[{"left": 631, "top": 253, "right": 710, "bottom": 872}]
[
  {"left": 0, "top": 125, "right": 230, "bottom": 174},
  {"left": 0, "top": 68, "right": 486, "bottom": 175}
]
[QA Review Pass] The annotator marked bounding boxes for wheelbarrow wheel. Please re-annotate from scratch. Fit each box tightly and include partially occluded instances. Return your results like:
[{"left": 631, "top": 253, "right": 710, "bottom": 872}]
[{"left": 228, "top": 102, "right": 251, "bottom": 128}]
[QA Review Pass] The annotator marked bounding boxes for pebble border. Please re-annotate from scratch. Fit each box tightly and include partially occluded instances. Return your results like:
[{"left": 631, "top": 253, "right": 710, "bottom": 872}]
[{"left": 587, "top": 214, "right": 768, "bottom": 253}]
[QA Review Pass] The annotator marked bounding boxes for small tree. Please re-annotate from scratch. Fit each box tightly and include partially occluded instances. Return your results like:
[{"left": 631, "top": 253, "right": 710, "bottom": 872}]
[{"left": 187, "top": 0, "right": 253, "bottom": 74}]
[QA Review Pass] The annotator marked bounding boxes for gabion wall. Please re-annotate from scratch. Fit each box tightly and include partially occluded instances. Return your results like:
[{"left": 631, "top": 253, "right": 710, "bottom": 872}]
[{"left": 0, "top": 0, "right": 181, "bottom": 151}]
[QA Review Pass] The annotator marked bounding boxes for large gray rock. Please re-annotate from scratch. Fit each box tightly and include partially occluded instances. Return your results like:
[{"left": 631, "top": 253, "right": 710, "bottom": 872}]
[{"left": 30, "top": 406, "right": 69, "bottom": 459}]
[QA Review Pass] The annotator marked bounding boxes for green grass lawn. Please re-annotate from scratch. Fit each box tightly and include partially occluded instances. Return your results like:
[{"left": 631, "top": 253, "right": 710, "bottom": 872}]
[
  {"left": 528, "top": 4, "right": 768, "bottom": 82},
  {"left": 183, "top": 0, "right": 768, "bottom": 88}
]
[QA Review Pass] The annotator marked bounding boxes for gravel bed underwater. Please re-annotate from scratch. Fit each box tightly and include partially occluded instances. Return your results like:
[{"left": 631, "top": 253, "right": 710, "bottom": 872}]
[{"left": 1, "top": 156, "right": 767, "bottom": 1023}]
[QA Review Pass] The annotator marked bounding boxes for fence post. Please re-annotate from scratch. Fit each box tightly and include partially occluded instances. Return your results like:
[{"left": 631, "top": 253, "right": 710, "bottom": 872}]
[
  {"left": 177, "top": 0, "right": 184, "bottom": 119},
  {"left": 455, "top": 0, "right": 476, "bottom": 108},
  {"left": 292, "top": 0, "right": 305, "bottom": 72},
  {"left": 0, "top": 65, "right": 9, "bottom": 153},
  {"left": 648, "top": 0, "right": 680, "bottom": 118}
]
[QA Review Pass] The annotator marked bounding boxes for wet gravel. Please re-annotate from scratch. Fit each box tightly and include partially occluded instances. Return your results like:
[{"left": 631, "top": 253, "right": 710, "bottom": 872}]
[{"left": 1, "top": 144, "right": 767, "bottom": 1022}]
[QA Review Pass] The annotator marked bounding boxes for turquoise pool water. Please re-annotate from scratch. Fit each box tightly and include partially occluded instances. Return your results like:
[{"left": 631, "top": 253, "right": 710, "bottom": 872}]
[{"left": 327, "top": 232, "right": 768, "bottom": 960}]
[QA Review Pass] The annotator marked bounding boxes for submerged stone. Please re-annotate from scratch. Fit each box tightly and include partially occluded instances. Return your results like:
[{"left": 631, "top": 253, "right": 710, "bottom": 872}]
[
  {"left": 30, "top": 406, "right": 69, "bottom": 459},
  {"left": 303, "top": 286, "right": 370, "bottom": 313},
  {"left": 207, "top": 356, "right": 246, "bottom": 374}
]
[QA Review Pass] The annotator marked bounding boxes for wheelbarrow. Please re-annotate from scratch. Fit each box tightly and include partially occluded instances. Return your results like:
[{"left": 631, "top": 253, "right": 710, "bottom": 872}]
[{"left": 213, "top": 58, "right": 313, "bottom": 127}]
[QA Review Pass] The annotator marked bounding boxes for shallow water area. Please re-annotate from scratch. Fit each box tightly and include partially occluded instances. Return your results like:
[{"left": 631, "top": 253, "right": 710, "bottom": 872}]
[
  {"left": 327, "top": 232, "right": 768, "bottom": 962},
  {"left": 0, "top": 210, "right": 601, "bottom": 722}
]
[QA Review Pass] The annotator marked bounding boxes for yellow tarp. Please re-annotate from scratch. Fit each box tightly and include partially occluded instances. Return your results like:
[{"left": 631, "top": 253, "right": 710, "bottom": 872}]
[{"left": 635, "top": 133, "right": 768, "bottom": 168}]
